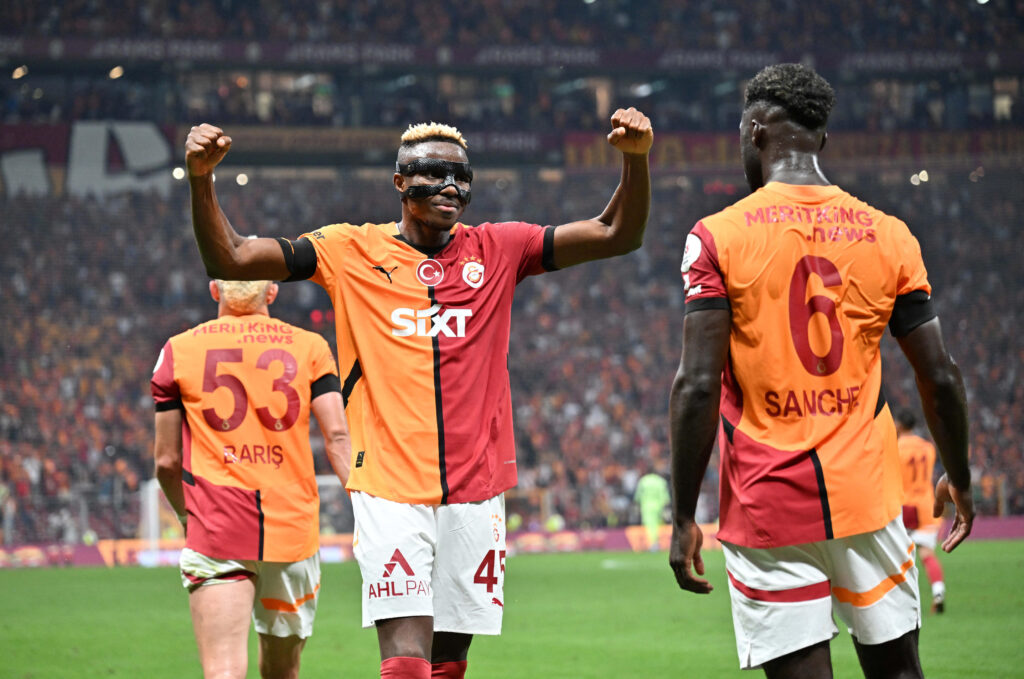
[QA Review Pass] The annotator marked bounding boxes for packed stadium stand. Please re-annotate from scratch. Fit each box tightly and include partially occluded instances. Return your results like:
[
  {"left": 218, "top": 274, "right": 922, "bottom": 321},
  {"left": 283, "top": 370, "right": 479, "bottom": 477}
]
[{"left": 1, "top": 0, "right": 1022, "bottom": 545}]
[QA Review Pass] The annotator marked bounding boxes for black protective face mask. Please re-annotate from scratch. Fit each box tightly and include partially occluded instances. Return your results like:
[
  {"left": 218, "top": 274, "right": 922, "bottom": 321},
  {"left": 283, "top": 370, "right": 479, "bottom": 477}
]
[{"left": 397, "top": 158, "right": 473, "bottom": 205}]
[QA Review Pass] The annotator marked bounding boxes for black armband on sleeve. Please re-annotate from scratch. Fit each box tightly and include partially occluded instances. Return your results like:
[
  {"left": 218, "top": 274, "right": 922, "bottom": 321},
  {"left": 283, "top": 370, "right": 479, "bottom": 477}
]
[
  {"left": 154, "top": 399, "right": 184, "bottom": 412},
  {"left": 684, "top": 297, "right": 730, "bottom": 315},
  {"left": 311, "top": 373, "right": 341, "bottom": 400},
  {"left": 888, "top": 290, "right": 937, "bottom": 337},
  {"left": 542, "top": 225, "right": 558, "bottom": 272},
  {"left": 276, "top": 237, "right": 318, "bottom": 282}
]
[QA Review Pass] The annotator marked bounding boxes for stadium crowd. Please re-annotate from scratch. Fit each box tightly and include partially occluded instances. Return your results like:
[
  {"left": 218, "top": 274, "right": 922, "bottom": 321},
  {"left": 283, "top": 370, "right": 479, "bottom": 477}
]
[
  {"left": 3, "top": 1, "right": 1023, "bottom": 133},
  {"left": 4, "top": 0, "right": 1021, "bottom": 50},
  {"left": 1, "top": 164, "right": 1020, "bottom": 545}
]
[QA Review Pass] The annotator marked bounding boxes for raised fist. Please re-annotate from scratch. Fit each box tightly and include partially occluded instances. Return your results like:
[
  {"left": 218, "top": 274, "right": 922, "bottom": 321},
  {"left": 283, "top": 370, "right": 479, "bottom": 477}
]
[
  {"left": 185, "top": 124, "right": 232, "bottom": 178},
  {"left": 607, "top": 107, "right": 653, "bottom": 156}
]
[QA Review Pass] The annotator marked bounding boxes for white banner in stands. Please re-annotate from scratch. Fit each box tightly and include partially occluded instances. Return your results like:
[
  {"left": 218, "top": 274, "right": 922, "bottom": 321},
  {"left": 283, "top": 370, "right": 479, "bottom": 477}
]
[
  {"left": 0, "top": 149, "right": 50, "bottom": 196},
  {"left": 65, "top": 121, "right": 172, "bottom": 198}
]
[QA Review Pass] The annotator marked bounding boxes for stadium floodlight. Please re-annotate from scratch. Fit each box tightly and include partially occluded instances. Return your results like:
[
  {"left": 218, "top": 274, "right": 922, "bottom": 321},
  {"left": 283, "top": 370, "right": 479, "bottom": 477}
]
[
  {"left": 629, "top": 81, "right": 666, "bottom": 98},
  {"left": 12, "top": 65, "right": 28, "bottom": 79},
  {"left": 910, "top": 174, "right": 921, "bottom": 186},
  {"left": 109, "top": 66, "right": 124, "bottom": 79},
  {"left": 172, "top": 167, "right": 185, "bottom": 180},
  {"left": 236, "top": 173, "right": 249, "bottom": 186},
  {"left": 919, "top": 170, "right": 929, "bottom": 182}
]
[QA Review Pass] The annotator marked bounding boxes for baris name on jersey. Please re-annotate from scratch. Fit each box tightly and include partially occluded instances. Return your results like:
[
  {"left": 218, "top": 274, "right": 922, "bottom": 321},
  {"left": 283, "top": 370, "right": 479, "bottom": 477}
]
[{"left": 223, "top": 443, "right": 286, "bottom": 469}]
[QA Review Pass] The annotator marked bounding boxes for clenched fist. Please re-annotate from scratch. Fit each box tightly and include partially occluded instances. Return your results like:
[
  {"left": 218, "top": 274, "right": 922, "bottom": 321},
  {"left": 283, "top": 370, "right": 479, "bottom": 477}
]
[
  {"left": 607, "top": 107, "right": 653, "bottom": 156},
  {"left": 185, "top": 124, "right": 232, "bottom": 178}
]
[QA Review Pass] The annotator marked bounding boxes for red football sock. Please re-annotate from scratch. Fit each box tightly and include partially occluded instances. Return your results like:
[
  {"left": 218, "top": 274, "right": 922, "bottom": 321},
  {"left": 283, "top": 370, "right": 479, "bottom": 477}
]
[
  {"left": 922, "top": 553, "right": 944, "bottom": 584},
  {"left": 431, "top": 660, "right": 468, "bottom": 678},
  {"left": 381, "top": 656, "right": 431, "bottom": 679}
]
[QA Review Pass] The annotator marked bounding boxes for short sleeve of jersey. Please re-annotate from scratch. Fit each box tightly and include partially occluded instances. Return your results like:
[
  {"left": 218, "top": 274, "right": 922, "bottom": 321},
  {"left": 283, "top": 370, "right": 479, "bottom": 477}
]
[
  {"left": 680, "top": 221, "right": 728, "bottom": 308},
  {"left": 309, "top": 333, "right": 339, "bottom": 383},
  {"left": 480, "top": 221, "right": 555, "bottom": 282},
  {"left": 299, "top": 224, "right": 347, "bottom": 293},
  {"left": 892, "top": 220, "right": 931, "bottom": 297},
  {"left": 150, "top": 340, "right": 181, "bottom": 409}
]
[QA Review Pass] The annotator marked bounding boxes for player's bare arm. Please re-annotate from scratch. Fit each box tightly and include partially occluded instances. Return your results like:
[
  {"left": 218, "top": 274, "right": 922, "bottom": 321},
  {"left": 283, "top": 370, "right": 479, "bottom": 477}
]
[
  {"left": 668, "top": 307, "right": 730, "bottom": 594},
  {"left": 895, "top": 317, "right": 974, "bottom": 552},
  {"left": 153, "top": 409, "right": 186, "bottom": 522},
  {"left": 312, "top": 391, "right": 352, "bottom": 487},
  {"left": 550, "top": 107, "right": 653, "bottom": 269},
  {"left": 186, "top": 124, "right": 290, "bottom": 281}
]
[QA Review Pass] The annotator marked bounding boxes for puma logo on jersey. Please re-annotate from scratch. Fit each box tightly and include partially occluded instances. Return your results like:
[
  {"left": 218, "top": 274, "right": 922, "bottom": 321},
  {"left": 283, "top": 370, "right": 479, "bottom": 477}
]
[
  {"left": 372, "top": 265, "right": 398, "bottom": 283},
  {"left": 391, "top": 305, "right": 472, "bottom": 337}
]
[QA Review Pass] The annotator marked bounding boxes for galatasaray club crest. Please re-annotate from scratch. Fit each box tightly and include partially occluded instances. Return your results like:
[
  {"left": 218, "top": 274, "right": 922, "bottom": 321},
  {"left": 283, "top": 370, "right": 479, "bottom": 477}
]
[
  {"left": 460, "top": 256, "right": 485, "bottom": 289},
  {"left": 680, "top": 233, "right": 701, "bottom": 274},
  {"left": 416, "top": 259, "right": 444, "bottom": 286}
]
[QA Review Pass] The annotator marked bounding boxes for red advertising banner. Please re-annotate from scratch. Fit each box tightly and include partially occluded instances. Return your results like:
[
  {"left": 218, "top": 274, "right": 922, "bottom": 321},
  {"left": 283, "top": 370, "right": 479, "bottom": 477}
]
[
  {"left": 5, "top": 517, "right": 1024, "bottom": 568},
  {"left": 0, "top": 542, "right": 107, "bottom": 568},
  {"left": 0, "top": 526, "right": 705, "bottom": 568}
]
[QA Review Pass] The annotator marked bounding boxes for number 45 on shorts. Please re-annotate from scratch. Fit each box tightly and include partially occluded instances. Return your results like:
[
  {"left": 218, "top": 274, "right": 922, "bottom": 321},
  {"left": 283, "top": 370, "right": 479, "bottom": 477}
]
[{"left": 473, "top": 549, "right": 506, "bottom": 593}]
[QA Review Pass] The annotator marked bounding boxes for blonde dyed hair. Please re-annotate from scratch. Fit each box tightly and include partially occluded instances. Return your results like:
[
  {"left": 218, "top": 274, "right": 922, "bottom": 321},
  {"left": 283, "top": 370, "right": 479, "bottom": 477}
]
[
  {"left": 400, "top": 122, "right": 468, "bottom": 149},
  {"left": 216, "top": 279, "right": 272, "bottom": 313}
]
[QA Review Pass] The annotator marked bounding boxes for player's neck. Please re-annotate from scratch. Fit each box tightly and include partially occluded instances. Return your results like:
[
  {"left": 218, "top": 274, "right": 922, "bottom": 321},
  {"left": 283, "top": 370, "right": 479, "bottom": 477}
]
[
  {"left": 218, "top": 308, "right": 270, "bottom": 318},
  {"left": 397, "top": 218, "right": 452, "bottom": 250},
  {"left": 763, "top": 152, "right": 830, "bottom": 187}
]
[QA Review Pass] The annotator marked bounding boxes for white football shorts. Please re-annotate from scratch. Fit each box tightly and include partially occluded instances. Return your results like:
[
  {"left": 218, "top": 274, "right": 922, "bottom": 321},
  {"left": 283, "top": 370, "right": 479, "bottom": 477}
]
[
  {"left": 909, "top": 525, "right": 939, "bottom": 550},
  {"left": 722, "top": 516, "right": 920, "bottom": 670},
  {"left": 179, "top": 547, "right": 321, "bottom": 639},
  {"left": 351, "top": 491, "right": 506, "bottom": 635}
]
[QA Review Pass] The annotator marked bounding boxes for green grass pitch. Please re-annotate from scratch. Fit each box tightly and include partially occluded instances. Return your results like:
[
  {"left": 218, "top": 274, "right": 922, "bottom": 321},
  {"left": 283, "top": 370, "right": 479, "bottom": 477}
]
[{"left": 1, "top": 540, "right": 1022, "bottom": 677}]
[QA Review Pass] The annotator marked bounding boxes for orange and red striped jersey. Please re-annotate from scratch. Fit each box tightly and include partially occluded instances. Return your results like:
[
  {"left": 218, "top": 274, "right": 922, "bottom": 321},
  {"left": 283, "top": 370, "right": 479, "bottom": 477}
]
[
  {"left": 682, "top": 183, "right": 932, "bottom": 548},
  {"left": 898, "top": 433, "right": 940, "bottom": 530},
  {"left": 151, "top": 314, "right": 338, "bottom": 561},
  {"left": 302, "top": 220, "right": 553, "bottom": 505}
]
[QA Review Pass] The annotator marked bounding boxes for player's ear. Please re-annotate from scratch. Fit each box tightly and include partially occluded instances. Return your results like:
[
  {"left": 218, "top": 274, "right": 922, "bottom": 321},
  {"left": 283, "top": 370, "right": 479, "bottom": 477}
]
[
  {"left": 394, "top": 172, "right": 405, "bottom": 194},
  {"left": 750, "top": 119, "right": 766, "bottom": 150},
  {"left": 209, "top": 280, "right": 220, "bottom": 302},
  {"left": 265, "top": 282, "right": 279, "bottom": 305}
]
